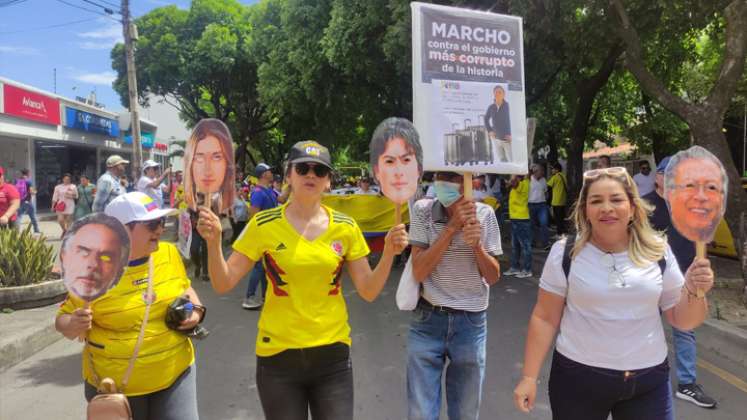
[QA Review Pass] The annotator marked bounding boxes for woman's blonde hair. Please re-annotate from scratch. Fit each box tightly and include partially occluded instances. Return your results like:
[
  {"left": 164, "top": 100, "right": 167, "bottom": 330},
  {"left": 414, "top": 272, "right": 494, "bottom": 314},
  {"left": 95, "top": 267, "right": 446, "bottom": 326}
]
[
  {"left": 570, "top": 170, "right": 665, "bottom": 267},
  {"left": 183, "top": 118, "right": 235, "bottom": 212}
]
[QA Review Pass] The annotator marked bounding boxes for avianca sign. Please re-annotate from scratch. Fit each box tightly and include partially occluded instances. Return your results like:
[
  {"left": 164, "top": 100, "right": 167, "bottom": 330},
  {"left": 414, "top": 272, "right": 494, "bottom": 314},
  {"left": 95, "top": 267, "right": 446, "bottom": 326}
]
[{"left": 2, "top": 84, "right": 60, "bottom": 125}]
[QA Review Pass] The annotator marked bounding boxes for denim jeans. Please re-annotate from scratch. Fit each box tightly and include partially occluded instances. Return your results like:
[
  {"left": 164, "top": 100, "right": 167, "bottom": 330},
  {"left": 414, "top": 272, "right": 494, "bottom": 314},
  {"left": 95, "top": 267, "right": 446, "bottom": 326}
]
[
  {"left": 407, "top": 300, "right": 487, "bottom": 420},
  {"left": 548, "top": 351, "right": 673, "bottom": 420},
  {"left": 528, "top": 202, "right": 549, "bottom": 247},
  {"left": 510, "top": 219, "right": 532, "bottom": 272},
  {"left": 256, "top": 342, "right": 353, "bottom": 420},
  {"left": 17, "top": 201, "right": 39, "bottom": 233},
  {"left": 190, "top": 226, "right": 207, "bottom": 278},
  {"left": 85, "top": 365, "right": 199, "bottom": 420},
  {"left": 672, "top": 328, "right": 697, "bottom": 385},
  {"left": 245, "top": 263, "right": 268, "bottom": 299}
]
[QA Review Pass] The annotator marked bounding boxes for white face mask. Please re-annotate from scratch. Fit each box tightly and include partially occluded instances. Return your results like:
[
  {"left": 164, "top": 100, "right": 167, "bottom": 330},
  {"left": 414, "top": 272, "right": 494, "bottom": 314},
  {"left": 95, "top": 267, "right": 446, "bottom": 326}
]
[{"left": 433, "top": 181, "right": 462, "bottom": 207}]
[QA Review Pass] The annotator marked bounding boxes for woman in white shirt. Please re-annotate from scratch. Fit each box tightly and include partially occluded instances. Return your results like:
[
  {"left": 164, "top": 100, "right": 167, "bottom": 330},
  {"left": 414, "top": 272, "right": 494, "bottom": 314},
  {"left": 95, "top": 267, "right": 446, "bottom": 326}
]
[{"left": 513, "top": 167, "right": 713, "bottom": 420}]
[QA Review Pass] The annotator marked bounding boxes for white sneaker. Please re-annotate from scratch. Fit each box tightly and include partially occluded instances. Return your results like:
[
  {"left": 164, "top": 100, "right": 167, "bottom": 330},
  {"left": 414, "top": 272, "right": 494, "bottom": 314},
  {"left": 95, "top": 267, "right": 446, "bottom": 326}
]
[
  {"left": 504, "top": 268, "right": 521, "bottom": 276},
  {"left": 516, "top": 271, "right": 533, "bottom": 278},
  {"left": 242, "top": 295, "right": 263, "bottom": 310}
]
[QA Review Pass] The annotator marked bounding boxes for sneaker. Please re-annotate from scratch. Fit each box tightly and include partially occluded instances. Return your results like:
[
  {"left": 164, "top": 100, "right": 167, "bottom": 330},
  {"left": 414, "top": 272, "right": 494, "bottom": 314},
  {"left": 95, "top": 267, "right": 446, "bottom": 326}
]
[
  {"left": 676, "top": 383, "right": 717, "bottom": 408},
  {"left": 242, "top": 295, "right": 263, "bottom": 310},
  {"left": 504, "top": 268, "right": 521, "bottom": 276},
  {"left": 516, "top": 270, "right": 533, "bottom": 278}
]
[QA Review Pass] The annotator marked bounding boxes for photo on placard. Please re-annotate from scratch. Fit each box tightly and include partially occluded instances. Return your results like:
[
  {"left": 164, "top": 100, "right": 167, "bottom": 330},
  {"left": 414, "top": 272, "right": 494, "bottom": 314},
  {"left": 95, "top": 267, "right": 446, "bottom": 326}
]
[
  {"left": 183, "top": 118, "right": 236, "bottom": 212},
  {"left": 663, "top": 145, "right": 728, "bottom": 243},
  {"left": 369, "top": 117, "right": 424, "bottom": 206},
  {"left": 59, "top": 213, "right": 130, "bottom": 302}
]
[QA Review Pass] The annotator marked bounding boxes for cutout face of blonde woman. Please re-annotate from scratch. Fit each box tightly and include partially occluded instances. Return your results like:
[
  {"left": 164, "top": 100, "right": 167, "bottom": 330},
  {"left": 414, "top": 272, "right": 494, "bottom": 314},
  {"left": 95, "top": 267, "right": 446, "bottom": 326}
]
[
  {"left": 374, "top": 137, "right": 420, "bottom": 205},
  {"left": 192, "top": 135, "right": 227, "bottom": 194},
  {"left": 667, "top": 158, "right": 725, "bottom": 242}
]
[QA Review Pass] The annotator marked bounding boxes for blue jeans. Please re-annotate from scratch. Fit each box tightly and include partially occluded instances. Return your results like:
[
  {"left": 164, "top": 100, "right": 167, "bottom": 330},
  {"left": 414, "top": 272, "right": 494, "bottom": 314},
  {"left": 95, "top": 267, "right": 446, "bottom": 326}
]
[
  {"left": 85, "top": 365, "right": 199, "bottom": 420},
  {"left": 528, "top": 202, "right": 549, "bottom": 247},
  {"left": 672, "top": 328, "right": 697, "bottom": 385},
  {"left": 548, "top": 351, "right": 673, "bottom": 420},
  {"left": 510, "top": 219, "right": 532, "bottom": 272},
  {"left": 17, "top": 201, "right": 39, "bottom": 233},
  {"left": 407, "top": 300, "right": 487, "bottom": 420},
  {"left": 245, "top": 263, "right": 267, "bottom": 299}
]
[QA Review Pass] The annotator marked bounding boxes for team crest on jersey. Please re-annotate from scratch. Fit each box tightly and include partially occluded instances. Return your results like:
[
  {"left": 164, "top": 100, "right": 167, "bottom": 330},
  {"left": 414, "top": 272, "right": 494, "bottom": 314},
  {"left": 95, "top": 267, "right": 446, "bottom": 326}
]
[{"left": 330, "top": 240, "right": 344, "bottom": 256}]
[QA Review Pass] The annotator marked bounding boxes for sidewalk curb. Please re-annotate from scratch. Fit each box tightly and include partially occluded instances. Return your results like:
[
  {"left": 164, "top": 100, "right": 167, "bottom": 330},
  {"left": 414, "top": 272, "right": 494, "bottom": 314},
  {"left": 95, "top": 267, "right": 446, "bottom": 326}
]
[
  {"left": 0, "top": 319, "right": 62, "bottom": 373},
  {"left": 696, "top": 319, "right": 747, "bottom": 368}
]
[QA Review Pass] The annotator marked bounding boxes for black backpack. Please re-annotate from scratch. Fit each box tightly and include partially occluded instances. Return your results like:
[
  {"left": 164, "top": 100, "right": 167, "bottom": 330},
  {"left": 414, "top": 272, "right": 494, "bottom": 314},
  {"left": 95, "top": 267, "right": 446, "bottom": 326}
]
[{"left": 561, "top": 234, "right": 666, "bottom": 284}]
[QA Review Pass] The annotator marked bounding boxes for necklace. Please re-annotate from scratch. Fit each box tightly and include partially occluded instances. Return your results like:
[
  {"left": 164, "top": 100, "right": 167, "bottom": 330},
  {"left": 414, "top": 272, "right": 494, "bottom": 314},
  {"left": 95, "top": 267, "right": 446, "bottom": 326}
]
[{"left": 596, "top": 244, "right": 628, "bottom": 289}]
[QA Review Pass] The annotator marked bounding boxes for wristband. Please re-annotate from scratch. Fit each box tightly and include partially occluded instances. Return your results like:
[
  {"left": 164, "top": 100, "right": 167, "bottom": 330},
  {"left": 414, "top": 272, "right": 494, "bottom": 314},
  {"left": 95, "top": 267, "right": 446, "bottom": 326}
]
[{"left": 522, "top": 375, "right": 540, "bottom": 384}]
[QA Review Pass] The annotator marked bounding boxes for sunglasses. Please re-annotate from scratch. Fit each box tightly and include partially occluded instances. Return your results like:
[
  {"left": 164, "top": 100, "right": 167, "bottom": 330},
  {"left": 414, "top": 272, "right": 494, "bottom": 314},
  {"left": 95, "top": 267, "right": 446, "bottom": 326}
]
[
  {"left": 583, "top": 166, "right": 628, "bottom": 180},
  {"left": 294, "top": 162, "right": 331, "bottom": 178},
  {"left": 140, "top": 217, "right": 166, "bottom": 232}
]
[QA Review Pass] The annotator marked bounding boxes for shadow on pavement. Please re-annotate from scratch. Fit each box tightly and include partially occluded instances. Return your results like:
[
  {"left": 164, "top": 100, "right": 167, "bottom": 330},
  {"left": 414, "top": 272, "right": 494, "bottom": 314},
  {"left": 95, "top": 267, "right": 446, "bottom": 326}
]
[{"left": 16, "top": 351, "right": 82, "bottom": 387}]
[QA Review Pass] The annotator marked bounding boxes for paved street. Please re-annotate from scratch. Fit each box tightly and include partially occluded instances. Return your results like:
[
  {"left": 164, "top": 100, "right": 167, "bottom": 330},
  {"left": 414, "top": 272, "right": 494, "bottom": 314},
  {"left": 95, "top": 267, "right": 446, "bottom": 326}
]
[{"left": 2, "top": 251, "right": 747, "bottom": 419}]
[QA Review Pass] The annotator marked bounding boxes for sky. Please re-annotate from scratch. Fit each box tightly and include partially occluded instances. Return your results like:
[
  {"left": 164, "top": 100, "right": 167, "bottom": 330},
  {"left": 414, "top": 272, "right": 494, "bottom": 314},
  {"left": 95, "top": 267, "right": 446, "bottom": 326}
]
[{"left": 0, "top": 0, "right": 256, "bottom": 112}]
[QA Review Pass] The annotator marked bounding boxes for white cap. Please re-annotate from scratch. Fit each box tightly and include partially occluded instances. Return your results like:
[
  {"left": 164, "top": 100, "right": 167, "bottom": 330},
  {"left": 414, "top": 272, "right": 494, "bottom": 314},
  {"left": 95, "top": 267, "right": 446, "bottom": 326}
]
[
  {"left": 105, "top": 192, "right": 178, "bottom": 225},
  {"left": 142, "top": 160, "right": 161, "bottom": 171},
  {"left": 106, "top": 155, "right": 130, "bottom": 167}
]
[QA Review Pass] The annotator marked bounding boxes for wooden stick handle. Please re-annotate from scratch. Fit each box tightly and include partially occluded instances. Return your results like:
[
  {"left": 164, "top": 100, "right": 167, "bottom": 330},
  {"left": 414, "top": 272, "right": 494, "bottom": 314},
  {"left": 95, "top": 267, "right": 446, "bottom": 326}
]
[
  {"left": 463, "top": 172, "right": 473, "bottom": 200},
  {"left": 695, "top": 241, "right": 707, "bottom": 298},
  {"left": 395, "top": 203, "right": 402, "bottom": 225},
  {"left": 78, "top": 301, "right": 90, "bottom": 342}
]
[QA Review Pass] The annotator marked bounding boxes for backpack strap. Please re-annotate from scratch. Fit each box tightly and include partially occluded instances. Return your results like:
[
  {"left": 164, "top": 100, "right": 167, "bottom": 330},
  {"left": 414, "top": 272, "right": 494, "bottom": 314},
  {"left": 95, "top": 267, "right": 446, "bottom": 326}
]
[
  {"left": 657, "top": 256, "right": 667, "bottom": 276},
  {"left": 561, "top": 233, "right": 576, "bottom": 283}
]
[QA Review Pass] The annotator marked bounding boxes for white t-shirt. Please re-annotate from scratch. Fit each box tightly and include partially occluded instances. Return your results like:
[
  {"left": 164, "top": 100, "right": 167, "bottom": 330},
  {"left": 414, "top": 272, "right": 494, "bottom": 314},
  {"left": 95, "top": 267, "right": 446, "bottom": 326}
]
[
  {"left": 136, "top": 175, "right": 163, "bottom": 208},
  {"left": 528, "top": 177, "right": 547, "bottom": 203},
  {"left": 633, "top": 172, "right": 656, "bottom": 196},
  {"left": 539, "top": 238, "right": 684, "bottom": 370}
]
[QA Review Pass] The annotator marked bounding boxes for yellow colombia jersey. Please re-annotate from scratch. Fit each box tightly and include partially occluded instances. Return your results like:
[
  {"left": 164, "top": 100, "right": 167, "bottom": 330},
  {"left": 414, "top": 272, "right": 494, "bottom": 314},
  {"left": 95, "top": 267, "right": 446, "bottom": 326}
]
[
  {"left": 58, "top": 242, "right": 194, "bottom": 396},
  {"left": 233, "top": 204, "right": 370, "bottom": 356}
]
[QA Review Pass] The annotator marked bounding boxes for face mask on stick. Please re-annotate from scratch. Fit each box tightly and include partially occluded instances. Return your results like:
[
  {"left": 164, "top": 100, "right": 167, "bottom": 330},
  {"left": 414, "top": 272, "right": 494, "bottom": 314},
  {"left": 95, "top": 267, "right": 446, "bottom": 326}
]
[
  {"left": 370, "top": 117, "right": 424, "bottom": 224},
  {"left": 663, "top": 145, "right": 728, "bottom": 297}
]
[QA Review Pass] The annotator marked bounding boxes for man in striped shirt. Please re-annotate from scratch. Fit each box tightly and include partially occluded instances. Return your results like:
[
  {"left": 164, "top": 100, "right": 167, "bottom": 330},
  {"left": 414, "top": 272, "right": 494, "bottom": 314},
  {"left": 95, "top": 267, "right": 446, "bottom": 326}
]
[{"left": 407, "top": 171, "right": 502, "bottom": 420}]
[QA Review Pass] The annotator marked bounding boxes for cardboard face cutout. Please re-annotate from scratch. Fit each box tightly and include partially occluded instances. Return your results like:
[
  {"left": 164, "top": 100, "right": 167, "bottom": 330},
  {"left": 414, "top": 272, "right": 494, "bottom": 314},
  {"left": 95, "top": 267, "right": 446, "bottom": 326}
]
[
  {"left": 59, "top": 213, "right": 130, "bottom": 302},
  {"left": 184, "top": 118, "right": 236, "bottom": 212},
  {"left": 369, "top": 117, "right": 423, "bottom": 206},
  {"left": 663, "top": 146, "right": 728, "bottom": 244}
]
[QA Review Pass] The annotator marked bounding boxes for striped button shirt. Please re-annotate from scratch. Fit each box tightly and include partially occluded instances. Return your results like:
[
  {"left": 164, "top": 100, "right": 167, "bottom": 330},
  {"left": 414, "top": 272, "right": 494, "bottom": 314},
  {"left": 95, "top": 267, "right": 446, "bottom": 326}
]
[{"left": 409, "top": 198, "right": 502, "bottom": 312}]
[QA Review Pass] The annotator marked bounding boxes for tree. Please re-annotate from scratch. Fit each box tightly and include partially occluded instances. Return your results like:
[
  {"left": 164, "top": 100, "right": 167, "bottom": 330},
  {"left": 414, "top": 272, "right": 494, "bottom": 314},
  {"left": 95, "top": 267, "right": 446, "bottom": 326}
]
[{"left": 611, "top": 0, "right": 747, "bottom": 294}]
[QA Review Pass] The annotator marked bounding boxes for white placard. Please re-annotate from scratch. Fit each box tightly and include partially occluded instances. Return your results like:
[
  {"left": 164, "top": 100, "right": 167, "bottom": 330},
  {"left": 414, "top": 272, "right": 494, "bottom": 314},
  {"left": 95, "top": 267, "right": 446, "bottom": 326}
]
[{"left": 412, "top": 2, "right": 528, "bottom": 174}]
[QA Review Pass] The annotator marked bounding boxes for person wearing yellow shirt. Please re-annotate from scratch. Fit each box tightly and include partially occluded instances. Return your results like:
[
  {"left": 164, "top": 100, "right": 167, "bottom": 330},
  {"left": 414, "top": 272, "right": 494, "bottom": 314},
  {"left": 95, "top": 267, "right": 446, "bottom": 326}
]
[
  {"left": 506, "top": 173, "right": 532, "bottom": 278},
  {"left": 55, "top": 192, "right": 205, "bottom": 420},
  {"left": 196, "top": 140, "right": 409, "bottom": 420},
  {"left": 546, "top": 162, "right": 568, "bottom": 236}
]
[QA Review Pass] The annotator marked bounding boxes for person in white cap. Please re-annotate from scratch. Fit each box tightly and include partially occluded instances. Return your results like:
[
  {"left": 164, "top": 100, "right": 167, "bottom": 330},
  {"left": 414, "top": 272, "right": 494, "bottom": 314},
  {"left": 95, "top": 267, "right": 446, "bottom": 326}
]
[
  {"left": 93, "top": 155, "right": 130, "bottom": 212},
  {"left": 55, "top": 192, "right": 203, "bottom": 420},
  {"left": 137, "top": 160, "right": 171, "bottom": 209}
]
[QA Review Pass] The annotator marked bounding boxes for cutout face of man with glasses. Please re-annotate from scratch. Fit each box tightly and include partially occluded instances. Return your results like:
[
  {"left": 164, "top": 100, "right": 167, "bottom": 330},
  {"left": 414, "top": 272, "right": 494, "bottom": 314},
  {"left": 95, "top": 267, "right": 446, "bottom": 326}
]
[{"left": 664, "top": 147, "right": 727, "bottom": 243}]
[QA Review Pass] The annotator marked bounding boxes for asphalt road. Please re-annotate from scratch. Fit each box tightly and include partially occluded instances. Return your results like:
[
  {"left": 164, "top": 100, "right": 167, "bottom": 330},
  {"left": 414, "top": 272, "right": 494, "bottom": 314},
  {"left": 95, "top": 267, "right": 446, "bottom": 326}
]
[{"left": 2, "top": 255, "right": 747, "bottom": 419}]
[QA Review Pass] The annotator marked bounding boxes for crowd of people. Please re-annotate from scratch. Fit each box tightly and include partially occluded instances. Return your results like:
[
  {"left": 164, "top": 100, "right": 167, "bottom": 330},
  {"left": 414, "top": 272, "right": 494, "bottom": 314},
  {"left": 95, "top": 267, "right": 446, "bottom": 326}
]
[{"left": 0, "top": 139, "right": 724, "bottom": 420}]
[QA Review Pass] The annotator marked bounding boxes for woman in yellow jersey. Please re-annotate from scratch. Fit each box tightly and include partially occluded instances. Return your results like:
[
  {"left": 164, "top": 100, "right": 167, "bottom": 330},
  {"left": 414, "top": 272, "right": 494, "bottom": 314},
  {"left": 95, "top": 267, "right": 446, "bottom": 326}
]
[
  {"left": 197, "top": 140, "right": 409, "bottom": 420},
  {"left": 55, "top": 192, "right": 205, "bottom": 420}
]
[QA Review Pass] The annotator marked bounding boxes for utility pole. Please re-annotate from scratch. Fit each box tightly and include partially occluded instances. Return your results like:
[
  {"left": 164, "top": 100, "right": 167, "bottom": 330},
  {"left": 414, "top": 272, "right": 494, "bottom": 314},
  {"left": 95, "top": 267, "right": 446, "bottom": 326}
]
[{"left": 122, "top": 0, "right": 143, "bottom": 179}]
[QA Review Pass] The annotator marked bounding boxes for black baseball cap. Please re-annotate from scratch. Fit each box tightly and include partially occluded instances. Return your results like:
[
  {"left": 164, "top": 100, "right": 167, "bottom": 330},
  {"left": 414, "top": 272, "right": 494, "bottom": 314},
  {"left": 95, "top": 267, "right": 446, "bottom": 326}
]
[{"left": 288, "top": 141, "right": 333, "bottom": 170}]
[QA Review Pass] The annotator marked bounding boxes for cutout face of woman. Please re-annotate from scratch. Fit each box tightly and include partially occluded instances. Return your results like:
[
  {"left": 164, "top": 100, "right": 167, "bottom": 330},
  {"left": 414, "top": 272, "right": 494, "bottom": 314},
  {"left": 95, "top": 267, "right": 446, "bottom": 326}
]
[
  {"left": 192, "top": 135, "right": 227, "bottom": 194},
  {"left": 374, "top": 137, "right": 420, "bottom": 205}
]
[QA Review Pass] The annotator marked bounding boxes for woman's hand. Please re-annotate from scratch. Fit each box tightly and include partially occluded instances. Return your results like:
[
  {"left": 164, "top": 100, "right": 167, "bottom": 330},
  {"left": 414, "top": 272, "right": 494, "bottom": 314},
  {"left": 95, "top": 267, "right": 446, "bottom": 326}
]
[
  {"left": 685, "top": 258, "right": 714, "bottom": 295},
  {"left": 177, "top": 310, "right": 201, "bottom": 330},
  {"left": 67, "top": 308, "right": 93, "bottom": 337},
  {"left": 384, "top": 223, "right": 409, "bottom": 256},
  {"left": 196, "top": 207, "right": 223, "bottom": 246},
  {"left": 513, "top": 376, "right": 537, "bottom": 413}
]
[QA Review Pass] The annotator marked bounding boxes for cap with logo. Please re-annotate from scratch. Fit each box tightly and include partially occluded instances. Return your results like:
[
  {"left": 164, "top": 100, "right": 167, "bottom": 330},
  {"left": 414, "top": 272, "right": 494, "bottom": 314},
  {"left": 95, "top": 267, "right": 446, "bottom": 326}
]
[
  {"left": 142, "top": 160, "right": 161, "bottom": 171},
  {"left": 106, "top": 155, "right": 130, "bottom": 168},
  {"left": 254, "top": 163, "right": 272, "bottom": 178},
  {"left": 288, "top": 141, "right": 333, "bottom": 170},
  {"left": 105, "top": 192, "right": 178, "bottom": 225},
  {"left": 656, "top": 156, "right": 672, "bottom": 173}
]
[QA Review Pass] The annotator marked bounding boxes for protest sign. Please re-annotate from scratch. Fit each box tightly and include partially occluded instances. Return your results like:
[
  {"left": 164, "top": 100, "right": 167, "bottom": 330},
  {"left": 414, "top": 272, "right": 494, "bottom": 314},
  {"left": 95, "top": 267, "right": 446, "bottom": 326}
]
[
  {"left": 59, "top": 213, "right": 130, "bottom": 302},
  {"left": 412, "top": 2, "right": 528, "bottom": 176},
  {"left": 183, "top": 118, "right": 236, "bottom": 213},
  {"left": 664, "top": 145, "right": 728, "bottom": 297},
  {"left": 369, "top": 117, "right": 423, "bottom": 223},
  {"left": 177, "top": 211, "right": 192, "bottom": 259}
]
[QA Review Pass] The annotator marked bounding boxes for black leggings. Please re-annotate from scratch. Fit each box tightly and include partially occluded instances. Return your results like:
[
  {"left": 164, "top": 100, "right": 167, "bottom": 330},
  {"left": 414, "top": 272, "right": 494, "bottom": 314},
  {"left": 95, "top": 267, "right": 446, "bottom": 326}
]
[
  {"left": 190, "top": 225, "right": 207, "bottom": 277},
  {"left": 256, "top": 342, "right": 353, "bottom": 420}
]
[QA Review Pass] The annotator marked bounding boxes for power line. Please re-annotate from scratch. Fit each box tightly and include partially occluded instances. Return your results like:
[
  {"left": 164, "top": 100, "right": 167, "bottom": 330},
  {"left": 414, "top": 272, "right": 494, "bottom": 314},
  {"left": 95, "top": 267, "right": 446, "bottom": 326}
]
[
  {"left": 0, "top": 17, "right": 99, "bottom": 35},
  {"left": 91, "top": 0, "right": 120, "bottom": 9},
  {"left": 80, "top": 0, "right": 121, "bottom": 15},
  {"left": 53, "top": 0, "right": 120, "bottom": 22},
  {"left": 0, "top": 0, "right": 29, "bottom": 8}
]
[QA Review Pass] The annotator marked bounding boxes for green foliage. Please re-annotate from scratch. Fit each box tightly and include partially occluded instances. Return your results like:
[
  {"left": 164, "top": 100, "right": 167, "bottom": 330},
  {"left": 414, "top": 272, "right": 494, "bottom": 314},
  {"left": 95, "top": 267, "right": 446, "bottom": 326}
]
[{"left": 0, "top": 226, "right": 55, "bottom": 288}]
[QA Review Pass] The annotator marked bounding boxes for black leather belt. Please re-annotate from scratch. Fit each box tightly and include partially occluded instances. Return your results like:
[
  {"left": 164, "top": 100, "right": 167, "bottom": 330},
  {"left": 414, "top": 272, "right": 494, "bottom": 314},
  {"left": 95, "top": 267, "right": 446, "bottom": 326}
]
[{"left": 418, "top": 297, "right": 465, "bottom": 314}]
